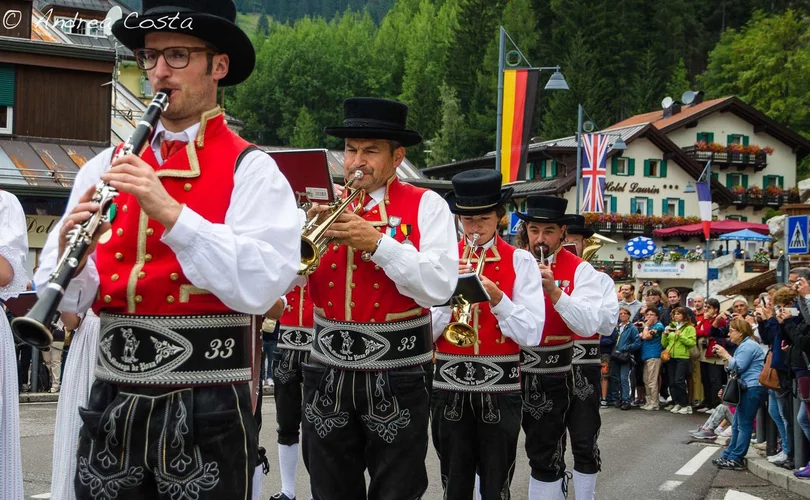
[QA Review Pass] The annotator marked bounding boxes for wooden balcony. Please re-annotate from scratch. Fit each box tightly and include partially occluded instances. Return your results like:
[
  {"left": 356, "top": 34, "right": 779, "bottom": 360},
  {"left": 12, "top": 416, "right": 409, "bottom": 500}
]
[{"left": 682, "top": 146, "right": 768, "bottom": 171}]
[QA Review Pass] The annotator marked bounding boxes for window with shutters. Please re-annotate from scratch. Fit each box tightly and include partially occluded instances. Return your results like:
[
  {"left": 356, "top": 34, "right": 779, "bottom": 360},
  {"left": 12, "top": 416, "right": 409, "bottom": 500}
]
[
  {"left": 726, "top": 172, "right": 747, "bottom": 188},
  {"left": 0, "top": 106, "right": 11, "bottom": 135},
  {"left": 727, "top": 134, "right": 749, "bottom": 146},
  {"left": 615, "top": 158, "right": 628, "bottom": 175},
  {"left": 632, "top": 197, "right": 652, "bottom": 215},
  {"left": 604, "top": 195, "right": 616, "bottom": 214},
  {"left": 697, "top": 132, "right": 714, "bottom": 143},
  {"left": 644, "top": 159, "right": 667, "bottom": 178},
  {"left": 0, "top": 64, "right": 14, "bottom": 135}
]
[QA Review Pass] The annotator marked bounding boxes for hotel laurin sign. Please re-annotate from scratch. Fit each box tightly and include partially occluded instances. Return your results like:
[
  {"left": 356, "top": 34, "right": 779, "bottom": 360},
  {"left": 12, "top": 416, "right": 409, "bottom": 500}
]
[
  {"left": 26, "top": 216, "right": 60, "bottom": 249},
  {"left": 605, "top": 182, "right": 660, "bottom": 195}
]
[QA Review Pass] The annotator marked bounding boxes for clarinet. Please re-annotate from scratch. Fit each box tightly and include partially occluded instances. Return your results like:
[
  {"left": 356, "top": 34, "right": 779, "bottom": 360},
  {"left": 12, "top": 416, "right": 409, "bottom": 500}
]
[{"left": 11, "top": 90, "right": 171, "bottom": 349}]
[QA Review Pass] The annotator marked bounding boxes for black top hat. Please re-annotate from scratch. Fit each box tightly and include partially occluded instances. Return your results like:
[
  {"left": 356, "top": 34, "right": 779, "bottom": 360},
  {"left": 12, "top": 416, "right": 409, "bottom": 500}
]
[
  {"left": 566, "top": 214, "right": 595, "bottom": 238},
  {"left": 444, "top": 169, "right": 513, "bottom": 216},
  {"left": 112, "top": 0, "right": 255, "bottom": 87},
  {"left": 515, "top": 195, "right": 572, "bottom": 225},
  {"left": 325, "top": 98, "right": 422, "bottom": 147}
]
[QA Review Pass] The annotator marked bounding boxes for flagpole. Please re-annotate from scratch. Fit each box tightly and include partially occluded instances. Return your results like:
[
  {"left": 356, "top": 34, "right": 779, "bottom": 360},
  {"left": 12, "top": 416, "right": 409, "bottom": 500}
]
[
  {"left": 575, "top": 103, "right": 583, "bottom": 214},
  {"left": 496, "top": 26, "right": 506, "bottom": 176},
  {"left": 706, "top": 160, "right": 712, "bottom": 298}
]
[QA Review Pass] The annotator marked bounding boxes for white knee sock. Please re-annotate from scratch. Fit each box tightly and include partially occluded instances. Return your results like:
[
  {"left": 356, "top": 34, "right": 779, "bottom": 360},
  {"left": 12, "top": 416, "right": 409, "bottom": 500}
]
[
  {"left": 279, "top": 443, "right": 299, "bottom": 498},
  {"left": 475, "top": 473, "right": 482, "bottom": 500},
  {"left": 252, "top": 464, "right": 263, "bottom": 500},
  {"left": 528, "top": 477, "right": 564, "bottom": 500},
  {"left": 573, "top": 471, "right": 597, "bottom": 500}
]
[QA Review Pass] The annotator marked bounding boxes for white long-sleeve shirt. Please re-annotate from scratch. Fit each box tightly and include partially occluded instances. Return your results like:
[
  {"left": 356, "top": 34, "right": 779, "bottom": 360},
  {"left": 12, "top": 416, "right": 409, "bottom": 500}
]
[
  {"left": 294, "top": 181, "right": 459, "bottom": 308},
  {"left": 34, "top": 120, "right": 300, "bottom": 315},
  {"left": 0, "top": 191, "right": 29, "bottom": 301},
  {"left": 547, "top": 252, "right": 618, "bottom": 338},
  {"left": 431, "top": 236, "right": 545, "bottom": 346}
]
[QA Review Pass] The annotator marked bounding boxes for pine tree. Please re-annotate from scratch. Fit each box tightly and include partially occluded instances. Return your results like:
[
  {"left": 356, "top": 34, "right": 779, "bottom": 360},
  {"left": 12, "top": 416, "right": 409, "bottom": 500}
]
[
  {"left": 665, "top": 58, "right": 691, "bottom": 103},
  {"left": 290, "top": 107, "right": 321, "bottom": 148},
  {"left": 256, "top": 10, "right": 270, "bottom": 37},
  {"left": 428, "top": 84, "right": 467, "bottom": 166},
  {"left": 629, "top": 47, "right": 661, "bottom": 115}
]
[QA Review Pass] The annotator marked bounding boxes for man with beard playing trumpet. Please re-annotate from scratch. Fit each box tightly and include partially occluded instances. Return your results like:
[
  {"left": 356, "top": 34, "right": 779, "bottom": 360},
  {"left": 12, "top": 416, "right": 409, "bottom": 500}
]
[
  {"left": 431, "top": 169, "right": 545, "bottom": 500},
  {"left": 515, "top": 196, "right": 617, "bottom": 500}
]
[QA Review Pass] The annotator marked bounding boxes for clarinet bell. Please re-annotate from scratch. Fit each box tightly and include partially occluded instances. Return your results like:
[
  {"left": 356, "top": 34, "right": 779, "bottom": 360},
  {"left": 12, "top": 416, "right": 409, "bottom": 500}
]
[{"left": 10, "top": 316, "right": 54, "bottom": 350}]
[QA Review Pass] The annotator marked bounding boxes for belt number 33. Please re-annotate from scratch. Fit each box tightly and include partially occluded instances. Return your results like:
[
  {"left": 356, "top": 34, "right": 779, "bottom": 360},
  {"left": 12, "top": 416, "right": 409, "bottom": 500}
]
[{"left": 205, "top": 338, "right": 235, "bottom": 359}]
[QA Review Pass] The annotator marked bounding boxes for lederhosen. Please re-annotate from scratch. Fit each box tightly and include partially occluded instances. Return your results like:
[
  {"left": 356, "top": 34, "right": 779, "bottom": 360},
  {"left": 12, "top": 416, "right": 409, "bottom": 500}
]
[
  {"left": 432, "top": 237, "right": 523, "bottom": 500},
  {"left": 272, "top": 284, "right": 313, "bottom": 446},
  {"left": 75, "top": 111, "right": 259, "bottom": 500},
  {"left": 566, "top": 333, "right": 602, "bottom": 475},
  {"left": 521, "top": 247, "right": 581, "bottom": 484},
  {"left": 303, "top": 178, "right": 433, "bottom": 500}
]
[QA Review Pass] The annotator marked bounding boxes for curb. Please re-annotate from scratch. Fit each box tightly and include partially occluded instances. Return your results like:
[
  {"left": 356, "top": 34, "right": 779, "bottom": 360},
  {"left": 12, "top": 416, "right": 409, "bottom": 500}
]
[
  {"left": 747, "top": 450, "right": 810, "bottom": 498},
  {"left": 19, "top": 386, "right": 275, "bottom": 404}
]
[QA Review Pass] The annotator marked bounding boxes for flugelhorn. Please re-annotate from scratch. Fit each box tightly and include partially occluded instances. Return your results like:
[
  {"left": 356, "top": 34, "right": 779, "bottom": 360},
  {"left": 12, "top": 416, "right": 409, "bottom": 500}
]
[
  {"left": 581, "top": 233, "right": 616, "bottom": 262},
  {"left": 299, "top": 170, "right": 366, "bottom": 275},
  {"left": 442, "top": 233, "right": 486, "bottom": 348},
  {"left": 11, "top": 90, "right": 171, "bottom": 349}
]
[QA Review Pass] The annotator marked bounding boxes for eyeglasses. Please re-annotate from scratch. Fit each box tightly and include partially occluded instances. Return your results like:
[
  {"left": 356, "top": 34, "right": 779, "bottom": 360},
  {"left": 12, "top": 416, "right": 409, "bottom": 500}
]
[{"left": 134, "top": 46, "right": 218, "bottom": 70}]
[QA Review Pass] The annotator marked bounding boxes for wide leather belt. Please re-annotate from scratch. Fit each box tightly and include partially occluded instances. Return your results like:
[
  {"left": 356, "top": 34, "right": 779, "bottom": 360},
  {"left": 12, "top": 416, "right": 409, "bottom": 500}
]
[
  {"left": 433, "top": 353, "right": 521, "bottom": 393},
  {"left": 573, "top": 339, "right": 602, "bottom": 365},
  {"left": 311, "top": 313, "right": 432, "bottom": 370},
  {"left": 277, "top": 326, "right": 314, "bottom": 351},
  {"left": 96, "top": 313, "right": 253, "bottom": 387},
  {"left": 520, "top": 341, "right": 574, "bottom": 374}
]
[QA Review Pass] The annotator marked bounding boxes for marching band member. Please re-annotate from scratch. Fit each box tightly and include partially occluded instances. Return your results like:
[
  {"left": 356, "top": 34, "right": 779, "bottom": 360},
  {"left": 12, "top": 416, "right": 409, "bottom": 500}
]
[
  {"left": 34, "top": 2, "right": 300, "bottom": 498},
  {"left": 301, "top": 97, "right": 458, "bottom": 499},
  {"left": 515, "top": 196, "right": 616, "bottom": 500},
  {"left": 562, "top": 215, "right": 619, "bottom": 500},
  {"left": 0, "top": 189, "right": 28, "bottom": 500},
  {"left": 269, "top": 284, "right": 314, "bottom": 500},
  {"left": 431, "top": 170, "right": 545, "bottom": 500}
]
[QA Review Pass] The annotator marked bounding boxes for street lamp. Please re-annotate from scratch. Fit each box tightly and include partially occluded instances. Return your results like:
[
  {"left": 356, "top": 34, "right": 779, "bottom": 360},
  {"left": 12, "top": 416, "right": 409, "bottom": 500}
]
[
  {"left": 683, "top": 182, "right": 696, "bottom": 194},
  {"left": 574, "top": 104, "right": 628, "bottom": 214},
  {"left": 544, "top": 68, "right": 569, "bottom": 90}
]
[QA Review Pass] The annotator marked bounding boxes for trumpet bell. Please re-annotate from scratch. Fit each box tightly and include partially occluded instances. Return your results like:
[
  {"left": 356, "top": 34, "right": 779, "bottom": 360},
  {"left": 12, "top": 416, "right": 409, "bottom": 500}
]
[
  {"left": 10, "top": 316, "right": 53, "bottom": 350},
  {"left": 299, "top": 237, "right": 320, "bottom": 275},
  {"left": 443, "top": 322, "right": 478, "bottom": 348}
]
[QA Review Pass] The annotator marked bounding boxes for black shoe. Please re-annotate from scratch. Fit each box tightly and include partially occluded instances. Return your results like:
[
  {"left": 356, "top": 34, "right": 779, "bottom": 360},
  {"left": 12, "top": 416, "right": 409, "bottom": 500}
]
[
  {"left": 269, "top": 493, "right": 295, "bottom": 500},
  {"left": 712, "top": 457, "right": 724, "bottom": 466},
  {"left": 717, "top": 458, "right": 746, "bottom": 471},
  {"left": 620, "top": 402, "right": 631, "bottom": 410},
  {"left": 777, "top": 459, "right": 795, "bottom": 470}
]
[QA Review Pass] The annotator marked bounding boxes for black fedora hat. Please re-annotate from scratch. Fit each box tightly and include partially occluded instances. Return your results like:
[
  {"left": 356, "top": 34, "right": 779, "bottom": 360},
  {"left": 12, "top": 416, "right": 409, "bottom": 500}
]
[
  {"left": 515, "top": 195, "right": 573, "bottom": 225},
  {"left": 112, "top": 0, "right": 255, "bottom": 87},
  {"left": 445, "top": 169, "right": 514, "bottom": 216},
  {"left": 324, "top": 98, "right": 422, "bottom": 147},
  {"left": 566, "top": 214, "right": 595, "bottom": 238}
]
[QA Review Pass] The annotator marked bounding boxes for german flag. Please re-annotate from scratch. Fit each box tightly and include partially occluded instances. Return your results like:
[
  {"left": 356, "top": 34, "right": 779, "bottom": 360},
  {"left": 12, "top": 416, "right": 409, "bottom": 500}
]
[{"left": 500, "top": 69, "right": 539, "bottom": 183}]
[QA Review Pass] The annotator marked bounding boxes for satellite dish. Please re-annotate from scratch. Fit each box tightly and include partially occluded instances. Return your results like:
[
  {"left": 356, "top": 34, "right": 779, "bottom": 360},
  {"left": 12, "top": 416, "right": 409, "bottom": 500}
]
[
  {"left": 682, "top": 90, "right": 695, "bottom": 105},
  {"left": 103, "top": 6, "right": 123, "bottom": 37},
  {"left": 661, "top": 96, "right": 673, "bottom": 109}
]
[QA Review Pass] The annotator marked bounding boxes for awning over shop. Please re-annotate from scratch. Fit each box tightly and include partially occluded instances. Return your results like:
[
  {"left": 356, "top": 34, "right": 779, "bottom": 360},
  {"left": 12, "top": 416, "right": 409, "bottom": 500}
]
[
  {"left": 0, "top": 138, "right": 107, "bottom": 191},
  {"left": 653, "top": 220, "right": 770, "bottom": 238}
]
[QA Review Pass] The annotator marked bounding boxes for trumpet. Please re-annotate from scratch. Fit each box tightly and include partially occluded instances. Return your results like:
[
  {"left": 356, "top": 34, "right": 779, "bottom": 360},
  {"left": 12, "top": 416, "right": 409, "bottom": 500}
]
[
  {"left": 299, "top": 170, "right": 365, "bottom": 275},
  {"left": 11, "top": 90, "right": 171, "bottom": 349},
  {"left": 442, "top": 233, "right": 486, "bottom": 348}
]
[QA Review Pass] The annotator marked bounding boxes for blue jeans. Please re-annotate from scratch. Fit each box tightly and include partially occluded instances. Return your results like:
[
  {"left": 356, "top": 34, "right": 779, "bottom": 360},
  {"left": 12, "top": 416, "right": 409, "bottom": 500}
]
[
  {"left": 769, "top": 390, "right": 791, "bottom": 456},
  {"left": 799, "top": 403, "right": 810, "bottom": 442},
  {"left": 723, "top": 386, "right": 768, "bottom": 462},
  {"left": 260, "top": 339, "right": 277, "bottom": 382},
  {"left": 608, "top": 360, "right": 633, "bottom": 403}
]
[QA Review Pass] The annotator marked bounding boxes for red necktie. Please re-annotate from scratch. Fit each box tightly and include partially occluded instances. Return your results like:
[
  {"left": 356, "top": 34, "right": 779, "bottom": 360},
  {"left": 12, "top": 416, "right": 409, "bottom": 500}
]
[
  {"left": 160, "top": 139, "right": 187, "bottom": 160},
  {"left": 349, "top": 192, "right": 373, "bottom": 214}
]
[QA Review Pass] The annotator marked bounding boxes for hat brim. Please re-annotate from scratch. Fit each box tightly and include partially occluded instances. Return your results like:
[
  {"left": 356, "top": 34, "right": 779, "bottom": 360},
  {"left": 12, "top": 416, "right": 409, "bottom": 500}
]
[
  {"left": 324, "top": 126, "right": 423, "bottom": 147},
  {"left": 111, "top": 13, "right": 255, "bottom": 87},
  {"left": 514, "top": 212, "right": 574, "bottom": 226},
  {"left": 567, "top": 227, "right": 595, "bottom": 238},
  {"left": 445, "top": 187, "right": 514, "bottom": 216}
]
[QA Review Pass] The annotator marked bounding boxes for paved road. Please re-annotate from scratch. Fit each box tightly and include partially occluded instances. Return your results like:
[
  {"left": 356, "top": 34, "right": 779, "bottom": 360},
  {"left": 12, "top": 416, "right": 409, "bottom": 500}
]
[{"left": 18, "top": 400, "right": 808, "bottom": 499}]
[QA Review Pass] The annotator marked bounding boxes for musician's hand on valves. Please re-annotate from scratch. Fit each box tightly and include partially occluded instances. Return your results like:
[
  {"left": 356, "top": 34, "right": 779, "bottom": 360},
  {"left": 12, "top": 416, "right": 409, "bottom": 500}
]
[
  {"left": 539, "top": 264, "right": 562, "bottom": 304},
  {"left": 59, "top": 184, "right": 111, "bottom": 272},
  {"left": 101, "top": 154, "right": 183, "bottom": 231},
  {"left": 480, "top": 275, "right": 503, "bottom": 306},
  {"left": 306, "top": 202, "right": 330, "bottom": 221},
  {"left": 326, "top": 213, "right": 381, "bottom": 253}
]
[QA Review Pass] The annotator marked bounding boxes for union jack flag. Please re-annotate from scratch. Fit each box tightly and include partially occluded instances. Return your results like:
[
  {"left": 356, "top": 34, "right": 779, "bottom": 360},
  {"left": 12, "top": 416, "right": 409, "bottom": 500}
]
[{"left": 581, "top": 133, "right": 610, "bottom": 213}]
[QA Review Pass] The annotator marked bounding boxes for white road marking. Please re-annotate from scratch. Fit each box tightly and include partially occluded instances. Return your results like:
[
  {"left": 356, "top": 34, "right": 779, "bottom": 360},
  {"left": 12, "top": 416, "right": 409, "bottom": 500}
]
[
  {"left": 724, "top": 490, "right": 763, "bottom": 500},
  {"left": 659, "top": 480, "right": 683, "bottom": 491},
  {"left": 676, "top": 446, "right": 719, "bottom": 476},
  {"left": 30, "top": 494, "right": 51, "bottom": 499}
]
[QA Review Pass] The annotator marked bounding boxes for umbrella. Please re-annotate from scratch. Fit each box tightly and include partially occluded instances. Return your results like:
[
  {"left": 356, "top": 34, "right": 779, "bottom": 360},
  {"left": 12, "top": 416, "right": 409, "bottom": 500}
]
[
  {"left": 625, "top": 236, "right": 657, "bottom": 259},
  {"left": 717, "top": 229, "right": 772, "bottom": 242}
]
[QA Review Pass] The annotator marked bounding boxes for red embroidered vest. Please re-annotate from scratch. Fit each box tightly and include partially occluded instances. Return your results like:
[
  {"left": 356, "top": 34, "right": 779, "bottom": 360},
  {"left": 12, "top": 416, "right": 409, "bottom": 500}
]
[
  {"left": 436, "top": 236, "right": 520, "bottom": 356},
  {"left": 280, "top": 285, "right": 314, "bottom": 328},
  {"left": 541, "top": 247, "right": 583, "bottom": 346},
  {"left": 93, "top": 109, "right": 251, "bottom": 315},
  {"left": 307, "top": 178, "right": 427, "bottom": 323}
]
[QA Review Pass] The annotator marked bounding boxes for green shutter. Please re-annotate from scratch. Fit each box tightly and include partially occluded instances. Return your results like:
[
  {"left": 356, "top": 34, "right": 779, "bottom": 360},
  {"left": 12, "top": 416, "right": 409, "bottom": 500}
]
[
  {"left": 678, "top": 199, "right": 685, "bottom": 216},
  {"left": 0, "top": 64, "right": 14, "bottom": 107},
  {"left": 725, "top": 174, "right": 733, "bottom": 188},
  {"left": 697, "top": 132, "right": 704, "bottom": 142},
  {"left": 644, "top": 159, "right": 651, "bottom": 177},
  {"left": 742, "top": 216, "right": 748, "bottom": 222},
  {"left": 551, "top": 160, "right": 558, "bottom": 177},
  {"left": 647, "top": 200, "right": 653, "bottom": 216},
  {"left": 743, "top": 135, "right": 749, "bottom": 146},
  {"left": 708, "top": 132, "right": 714, "bottom": 142},
  {"left": 631, "top": 198, "right": 637, "bottom": 214},
  {"left": 611, "top": 157, "right": 618, "bottom": 175},
  {"left": 628, "top": 158, "right": 636, "bottom": 176},
  {"left": 727, "top": 134, "right": 733, "bottom": 145},
  {"left": 778, "top": 175, "right": 784, "bottom": 188},
  {"left": 611, "top": 196, "right": 617, "bottom": 212},
  {"left": 763, "top": 175, "right": 773, "bottom": 187},
  {"left": 661, "top": 160, "right": 668, "bottom": 178},
  {"left": 662, "top": 199, "right": 668, "bottom": 215},
  {"left": 742, "top": 175, "right": 749, "bottom": 188},
  {"left": 712, "top": 172, "right": 719, "bottom": 182}
]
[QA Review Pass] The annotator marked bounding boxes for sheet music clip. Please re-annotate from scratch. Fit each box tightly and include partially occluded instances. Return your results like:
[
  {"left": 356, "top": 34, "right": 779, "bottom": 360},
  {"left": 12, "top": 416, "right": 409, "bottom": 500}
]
[{"left": 442, "top": 272, "right": 490, "bottom": 307}]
